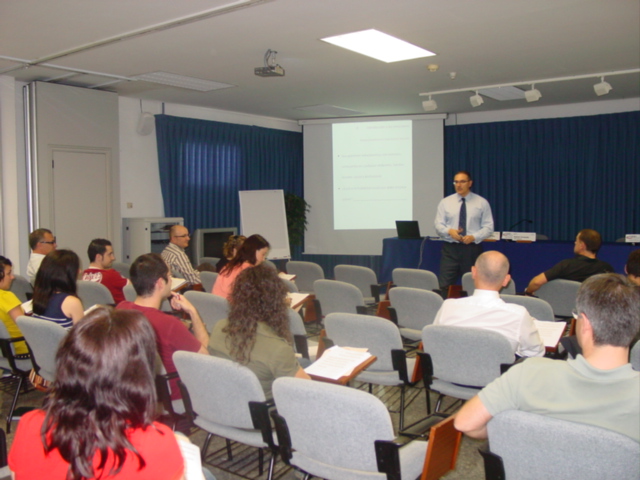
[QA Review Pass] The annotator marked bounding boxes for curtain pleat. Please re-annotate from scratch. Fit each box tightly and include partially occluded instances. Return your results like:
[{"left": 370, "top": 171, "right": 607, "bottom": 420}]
[{"left": 444, "top": 111, "right": 639, "bottom": 242}]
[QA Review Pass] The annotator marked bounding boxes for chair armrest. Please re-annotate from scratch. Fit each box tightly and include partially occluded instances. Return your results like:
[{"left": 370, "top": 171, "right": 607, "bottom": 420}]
[
  {"left": 313, "top": 298, "right": 323, "bottom": 319},
  {"left": 249, "top": 401, "right": 275, "bottom": 448},
  {"left": 391, "top": 349, "right": 410, "bottom": 384},
  {"left": 399, "top": 412, "right": 448, "bottom": 439},
  {"left": 387, "top": 307, "right": 398, "bottom": 325},
  {"left": 293, "top": 334, "right": 310, "bottom": 360},
  {"left": 174, "top": 379, "right": 195, "bottom": 423},
  {"left": 0, "top": 337, "right": 29, "bottom": 373},
  {"left": 270, "top": 410, "right": 292, "bottom": 464},
  {"left": 417, "top": 352, "right": 434, "bottom": 388},
  {"left": 478, "top": 444, "right": 506, "bottom": 480},
  {"left": 375, "top": 437, "right": 415, "bottom": 480}
]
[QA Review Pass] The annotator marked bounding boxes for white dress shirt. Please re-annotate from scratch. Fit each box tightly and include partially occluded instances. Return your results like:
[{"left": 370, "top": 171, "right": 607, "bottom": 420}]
[{"left": 434, "top": 191, "right": 494, "bottom": 243}]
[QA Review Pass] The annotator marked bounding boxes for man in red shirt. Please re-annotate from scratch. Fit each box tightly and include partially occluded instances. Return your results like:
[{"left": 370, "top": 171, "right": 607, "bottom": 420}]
[{"left": 82, "top": 238, "right": 129, "bottom": 304}]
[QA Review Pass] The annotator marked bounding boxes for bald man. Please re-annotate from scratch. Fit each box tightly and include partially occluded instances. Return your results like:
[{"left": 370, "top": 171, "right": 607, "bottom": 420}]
[
  {"left": 161, "top": 225, "right": 201, "bottom": 286},
  {"left": 434, "top": 251, "right": 544, "bottom": 358}
]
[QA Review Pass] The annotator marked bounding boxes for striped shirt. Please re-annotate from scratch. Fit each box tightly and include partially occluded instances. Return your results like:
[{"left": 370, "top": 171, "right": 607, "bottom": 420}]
[{"left": 161, "top": 243, "right": 201, "bottom": 285}]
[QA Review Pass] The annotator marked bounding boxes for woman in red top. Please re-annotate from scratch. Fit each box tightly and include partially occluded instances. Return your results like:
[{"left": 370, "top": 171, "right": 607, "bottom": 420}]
[{"left": 9, "top": 307, "right": 184, "bottom": 480}]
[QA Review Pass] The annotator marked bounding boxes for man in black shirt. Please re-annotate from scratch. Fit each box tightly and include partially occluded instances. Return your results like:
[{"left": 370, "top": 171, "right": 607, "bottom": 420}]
[{"left": 524, "top": 229, "right": 613, "bottom": 295}]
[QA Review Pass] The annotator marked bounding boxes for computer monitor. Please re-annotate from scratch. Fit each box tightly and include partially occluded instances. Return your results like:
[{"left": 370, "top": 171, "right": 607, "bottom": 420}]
[{"left": 190, "top": 227, "right": 238, "bottom": 265}]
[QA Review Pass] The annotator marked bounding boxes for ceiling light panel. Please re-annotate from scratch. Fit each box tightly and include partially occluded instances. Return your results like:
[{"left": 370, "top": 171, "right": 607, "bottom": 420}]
[
  {"left": 321, "top": 29, "right": 435, "bottom": 63},
  {"left": 478, "top": 86, "right": 525, "bottom": 101},
  {"left": 133, "top": 72, "right": 234, "bottom": 92}
]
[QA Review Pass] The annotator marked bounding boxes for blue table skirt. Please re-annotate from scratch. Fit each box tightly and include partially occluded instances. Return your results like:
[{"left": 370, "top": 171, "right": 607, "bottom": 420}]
[{"left": 380, "top": 237, "right": 637, "bottom": 290}]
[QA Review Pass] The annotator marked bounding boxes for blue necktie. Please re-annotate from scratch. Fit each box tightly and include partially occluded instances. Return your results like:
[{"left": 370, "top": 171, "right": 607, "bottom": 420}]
[{"left": 458, "top": 198, "right": 467, "bottom": 238}]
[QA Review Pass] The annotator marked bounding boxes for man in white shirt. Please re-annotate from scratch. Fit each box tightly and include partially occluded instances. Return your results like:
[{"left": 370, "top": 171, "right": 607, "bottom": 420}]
[
  {"left": 161, "top": 225, "right": 201, "bottom": 286},
  {"left": 434, "top": 250, "right": 545, "bottom": 358},
  {"left": 26, "top": 228, "right": 56, "bottom": 284}
]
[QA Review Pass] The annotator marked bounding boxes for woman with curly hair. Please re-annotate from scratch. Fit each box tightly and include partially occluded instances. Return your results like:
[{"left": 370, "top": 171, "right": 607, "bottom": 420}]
[
  {"left": 215, "top": 234, "right": 246, "bottom": 273},
  {"left": 32, "top": 249, "right": 84, "bottom": 328},
  {"left": 208, "top": 264, "right": 309, "bottom": 398},
  {"left": 212, "top": 234, "right": 269, "bottom": 299},
  {"left": 9, "top": 307, "right": 185, "bottom": 480}
]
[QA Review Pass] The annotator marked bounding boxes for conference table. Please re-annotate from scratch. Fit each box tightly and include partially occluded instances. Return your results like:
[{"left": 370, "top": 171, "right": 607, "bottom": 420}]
[{"left": 380, "top": 237, "right": 637, "bottom": 290}]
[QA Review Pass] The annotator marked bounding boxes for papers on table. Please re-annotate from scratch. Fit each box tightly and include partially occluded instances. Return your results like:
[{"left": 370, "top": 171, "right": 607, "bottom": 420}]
[
  {"left": 21, "top": 300, "right": 33, "bottom": 315},
  {"left": 287, "top": 292, "right": 310, "bottom": 310},
  {"left": 279, "top": 272, "right": 296, "bottom": 281},
  {"left": 304, "top": 346, "right": 372, "bottom": 381},
  {"left": 171, "top": 277, "right": 188, "bottom": 291},
  {"left": 534, "top": 320, "right": 566, "bottom": 348}
]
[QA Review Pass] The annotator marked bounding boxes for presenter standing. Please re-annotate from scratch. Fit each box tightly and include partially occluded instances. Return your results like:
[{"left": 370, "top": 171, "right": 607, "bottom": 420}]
[{"left": 434, "top": 171, "right": 494, "bottom": 293}]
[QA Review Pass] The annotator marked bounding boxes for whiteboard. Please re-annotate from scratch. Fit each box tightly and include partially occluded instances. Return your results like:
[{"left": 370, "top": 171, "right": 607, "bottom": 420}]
[{"left": 239, "top": 190, "right": 291, "bottom": 259}]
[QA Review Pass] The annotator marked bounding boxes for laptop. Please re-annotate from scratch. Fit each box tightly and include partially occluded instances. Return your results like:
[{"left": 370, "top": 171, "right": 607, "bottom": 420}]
[{"left": 396, "top": 220, "right": 422, "bottom": 239}]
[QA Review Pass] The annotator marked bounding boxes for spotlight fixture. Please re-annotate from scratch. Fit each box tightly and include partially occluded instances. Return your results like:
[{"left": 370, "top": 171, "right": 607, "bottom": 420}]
[
  {"left": 469, "top": 91, "right": 484, "bottom": 107},
  {"left": 525, "top": 84, "right": 542, "bottom": 102},
  {"left": 422, "top": 95, "right": 438, "bottom": 111},
  {"left": 593, "top": 77, "right": 612, "bottom": 96}
]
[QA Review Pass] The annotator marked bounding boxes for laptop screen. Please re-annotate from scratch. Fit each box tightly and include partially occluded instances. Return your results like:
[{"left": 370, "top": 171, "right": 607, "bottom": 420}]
[{"left": 396, "top": 221, "right": 421, "bottom": 239}]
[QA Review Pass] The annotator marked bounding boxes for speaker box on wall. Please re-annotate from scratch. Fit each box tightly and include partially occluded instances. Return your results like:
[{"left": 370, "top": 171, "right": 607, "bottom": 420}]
[{"left": 136, "top": 112, "right": 155, "bottom": 135}]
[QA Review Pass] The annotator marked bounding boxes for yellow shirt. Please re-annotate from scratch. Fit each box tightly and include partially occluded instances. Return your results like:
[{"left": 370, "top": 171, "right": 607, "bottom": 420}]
[{"left": 0, "top": 290, "right": 28, "bottom": 355}]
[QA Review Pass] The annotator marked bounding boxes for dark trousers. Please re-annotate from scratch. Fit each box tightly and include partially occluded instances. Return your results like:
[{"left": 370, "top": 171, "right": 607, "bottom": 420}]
[{"left": 438, "top": 242, "right": 483, "bottom": 289}]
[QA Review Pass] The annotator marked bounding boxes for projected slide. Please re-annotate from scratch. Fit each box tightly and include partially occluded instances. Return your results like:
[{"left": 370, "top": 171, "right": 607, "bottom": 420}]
[{"left": 333, "top": 120, "right": 412, "bottom": 230}]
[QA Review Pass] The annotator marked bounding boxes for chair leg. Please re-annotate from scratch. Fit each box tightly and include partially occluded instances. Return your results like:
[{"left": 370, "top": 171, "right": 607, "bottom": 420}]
[
  {"left": 426, "top": 389, "right": 432, "bottom": 414},
  {"left": 226, "top": 439, "right": 233, "bottom": 461},
  {"left": 368, "top": 383, "right": 373, "bottom": 394},
  {"left": 398, "top": 385, "right": 406, "bottom": 431},
  {"left": 434, "top": 394, "right": 445, "bottom": 413},
  {"left": 201, "top": 433, "right": 213, "bottom": 461},
  {"left": 6, "top": 374, "right": 24, "bottom": 434},
  {"left": 258, "top": 448, "right": 264, "bottom": 475},
  {"left": 266, "top": 451, "right": 277, "bottom": 480}
]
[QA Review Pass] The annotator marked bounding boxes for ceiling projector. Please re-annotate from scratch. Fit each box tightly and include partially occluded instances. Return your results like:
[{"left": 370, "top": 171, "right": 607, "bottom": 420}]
[{"left": 254, "top": 65, "right": 285, "bottom": 77}]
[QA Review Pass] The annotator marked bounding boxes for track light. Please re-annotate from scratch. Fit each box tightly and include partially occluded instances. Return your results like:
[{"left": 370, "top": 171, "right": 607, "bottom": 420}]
[
  {"left": 469, "top": 91, "right": 483, "bottom": 107},
  {"left": 422, "top": 95, "right": 438, "bottom": 111},
  {"left": 525, "top": 84, "right": 542, "bottom": 102},
  {"left": 593, "top": 77, "right": 612, "bottom": 96}
]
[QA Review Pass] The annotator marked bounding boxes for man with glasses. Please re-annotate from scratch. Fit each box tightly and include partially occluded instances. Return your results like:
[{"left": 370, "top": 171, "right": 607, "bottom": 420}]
[
  {"left": 26, "top": 228, "right": 57, "bottom": 284},
  {"left": 161, "top": 225, "right": 201, "bottom": 286},
  {"left": 434, "top": 171, "right": 494, "bottom": 294},
  {"left": 454, "top": 273, "right": 640, "bottom": 442}
]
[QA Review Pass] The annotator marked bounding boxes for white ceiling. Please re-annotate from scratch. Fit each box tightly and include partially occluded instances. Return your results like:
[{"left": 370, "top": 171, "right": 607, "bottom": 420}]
[{"left": 1, "top": 0, "right": 639, "bottom": 121}]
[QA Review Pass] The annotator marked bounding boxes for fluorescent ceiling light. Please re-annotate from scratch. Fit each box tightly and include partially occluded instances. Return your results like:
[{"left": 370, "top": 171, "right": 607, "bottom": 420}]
[
  {"left": 321, "top": 29, "right": 435, "bottom": 63},
  {"left": 478, "top": 86, "right": 525, "bottom": 101},
  {"left": 133, "top": 72, "right": 234, "bottom": 91}
]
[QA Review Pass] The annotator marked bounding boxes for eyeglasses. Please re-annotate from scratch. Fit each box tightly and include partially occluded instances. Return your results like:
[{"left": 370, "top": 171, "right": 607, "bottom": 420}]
[
  {"left": 453, "top": 180, "right": 469, "bottom": 185},
  {"left": 173, "top": 234, "right": 190, "bottom": 238},
  {"left": 572, "top": 309, "right": 580, "bottom": 320},
  {"left": 40, "top": 237, "right": 56, "bottom": 244}
]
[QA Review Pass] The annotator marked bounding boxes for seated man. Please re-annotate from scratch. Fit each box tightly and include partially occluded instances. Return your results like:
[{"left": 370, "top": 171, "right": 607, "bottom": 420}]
[
  {"left": 434, "top": 251, "right": 545, "bottom": 358},
  {"left": 82, "top": 238, "right": 129, "bottom": 304},
  {"left": 625, "top": 249, "right": 640, "bottom": 286},
  {"left": 525, "top": 229, "right": 613, "bottom": 295},
  {"left": 116, "top": 253, "right": 208, "bottom": 401},
  {"left": 161, "top": 225, "right": 201, "bottom": 286},
  {"left": 455, "top": 273, "right": 640, "bottom": 442},
  {"left": 26, "top": 228, "right": 56, "bottom": 284}
]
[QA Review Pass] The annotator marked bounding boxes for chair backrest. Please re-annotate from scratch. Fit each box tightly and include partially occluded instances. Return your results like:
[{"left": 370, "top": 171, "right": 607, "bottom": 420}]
[
  {"left": 280, "top": 277, "right": 298, "bottom": 293},
  {"left": 272, "top": 376, "right": 395, "bottom": 473},
  {"left": 630, "top": 341, "right": 640, "bottom": 371},
  {"left": 200, "top": 271, "right": 218, "bottom": 293},
  {"left": 173, "top": 351, "right": 265, "bottom": 429},
  {"left": 422, "top": 325, "right": 514, "bottom": 387},
  {"left": 285, "top": 261, "right": 324, "bottom": 293},
  {"left": 487, "top": 410, "right": 640, "bottom": 480},
  {"left": 536, "top": 279, "right": 581, "bottom": 317},
  {"left": 16, "top": 316, "right": 68, "bottom": 382},
  {"left": 313, "top": 279, "right": 364, "bottom": 315},
  {"left": 389, "top": 287, "right": 443, "bottom": 330},
  {"left": 287, "top": 308, "right": 306, "bottom": 337},
  {"left": 392, "top": 268, "right": 439, "bottom": 291},
  {"left": 9, "top": 275, "right": 33, "bottom": 303},
  {"left": 198, "top": 257, "right": 220, "bottom": 268},
  {"left": 325, "top": 312, "right": 402, "bottom": 371},
  {"left": 462, "top": 272, "right": 515, "bottom": 296},
  {"left": 500, "top": 294, "right": 554, "bottom": 320},
  {"left": 334, "top": 264, "right": 377, "bottom": 300},
  {"left": 111, "top": 262, "right": 131, "bottom": 279},
  {"left": 184, "top": 290, "right": 228, "bottom": 333},
  {"left": 76, "top": 280, "right": 114, "bottom": 307},
  {"left": 263, "top": 259, "right": 278, "bottom": 271}
]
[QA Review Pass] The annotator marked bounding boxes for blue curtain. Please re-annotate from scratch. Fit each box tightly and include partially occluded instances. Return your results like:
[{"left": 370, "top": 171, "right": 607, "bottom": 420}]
[
  {"left": 444, "top": 111, "right": 639, "bottom": 242},
  {"left": 155, "top": 114, "right": 303, "bottom": 232}
]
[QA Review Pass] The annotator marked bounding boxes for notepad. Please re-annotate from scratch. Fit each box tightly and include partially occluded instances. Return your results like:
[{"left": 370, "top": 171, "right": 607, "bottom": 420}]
[
  {"left": 534, "top": 320, "right": 566, "bottom": 348},
  {"left": 304, "top": 346, "right": 372, "bottom": 380}
]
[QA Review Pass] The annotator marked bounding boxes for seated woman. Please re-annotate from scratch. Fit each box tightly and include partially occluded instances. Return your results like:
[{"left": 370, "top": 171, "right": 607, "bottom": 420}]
[
  {"left": 212, "top": 234, "right": 269, "bottom": 299},
  {"left": 215, "top": 234, "right": 246, "bottom": 273},
  {"left": 209, "top": 264, "right": 309, "bottom": 398},
  {"left": 0, "top": 256, "right": 28, "bottom": 355},
  {"left": 9, "top": 307, "right": 185, "bottom": 479},
  {"left": 32, "top": 249, "right": 84, "bottom": 328}
]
